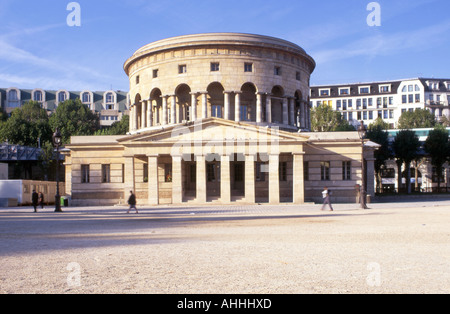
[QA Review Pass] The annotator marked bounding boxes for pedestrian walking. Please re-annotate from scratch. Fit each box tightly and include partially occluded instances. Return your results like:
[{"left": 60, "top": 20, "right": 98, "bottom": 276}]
[
  {"left": 127, "top": 190, "right": 138, "bottom": 214},
  {"left": 320, "top": 187, "right": 334, "bottom": 211},
  {"left": 32, "top": 190, "right": 39, "bottom": 213},
  {"left": 38, "top": 192, "right": 44, "bottom": 209}
]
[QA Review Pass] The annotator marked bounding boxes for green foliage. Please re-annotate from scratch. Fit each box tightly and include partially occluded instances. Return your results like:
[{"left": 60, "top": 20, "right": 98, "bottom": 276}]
[
  {"left": 0, "top": 101, "right": 52, "bottom": 147},
  {"left": 311, "top": 104, "right": 353, "bottom": 132},
  {"left": 366, "top": 118, "right": 392, "bottom": 190},
  {"left": 393, "top": 129, "right": 420, "bottom": 194},
  {"left": 94, "top": 115, "right": 129, "bottom": 136},
  {"left": 397, "top": 109, "right": 436, "bottom": 129},
  {"left": 424, "top": 124, "right": 450, "bottom": 189},
  {"left": 49, "top": 99, "right": 100, "bottom": 144}
]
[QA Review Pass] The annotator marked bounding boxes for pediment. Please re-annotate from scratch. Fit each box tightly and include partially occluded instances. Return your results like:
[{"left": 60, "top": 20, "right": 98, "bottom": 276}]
[{"left": 118, "top": 118, "right": 309, "bottom": 145}]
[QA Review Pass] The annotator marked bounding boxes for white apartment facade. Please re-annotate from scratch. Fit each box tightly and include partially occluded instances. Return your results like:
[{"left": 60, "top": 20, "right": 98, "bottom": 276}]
[
  {"left": 0, "top": 88, "right": 130, "bottom": 127},
  {"left": 310, "top": 78, "right": 450, "bottom": 128}
]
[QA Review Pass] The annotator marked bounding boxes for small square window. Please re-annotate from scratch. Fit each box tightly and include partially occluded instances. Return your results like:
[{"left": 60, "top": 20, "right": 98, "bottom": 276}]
[
  {"left": 178, "top": 64, "right": 187, "bottom": 74},
  {"left": 244, "top": 63, "right": 253, "bottom": 72},
  {"left": 153, "top": 69, "right": 159, "bottom": 78},
  {"left": 274, "top": 66, "right": 281, "bottom": 76},
  {"left": 211, "top": 62, "right": 220, "bottom": 72}
]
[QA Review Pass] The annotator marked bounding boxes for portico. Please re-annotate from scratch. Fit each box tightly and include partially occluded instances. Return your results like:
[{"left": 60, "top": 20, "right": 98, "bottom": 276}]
[{"left": 117, "top": 118, "right": 307, "bottom": 205}]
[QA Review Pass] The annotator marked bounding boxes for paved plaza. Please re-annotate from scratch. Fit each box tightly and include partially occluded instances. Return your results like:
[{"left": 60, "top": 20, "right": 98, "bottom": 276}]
[{"left": 0, "top": 200, "right": 449, "bottom": 294}]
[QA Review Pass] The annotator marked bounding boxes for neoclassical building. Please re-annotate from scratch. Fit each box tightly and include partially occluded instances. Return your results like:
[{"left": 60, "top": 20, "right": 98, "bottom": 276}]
[{"left": 65, "top": 33, "right": 377, "bottom": 206}]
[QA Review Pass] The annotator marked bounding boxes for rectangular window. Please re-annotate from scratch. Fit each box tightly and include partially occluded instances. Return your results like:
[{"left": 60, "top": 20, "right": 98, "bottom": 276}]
[
  {"left": 81, "top": 165, "right": 90, "bottom": 183},
  {"left": 256, "top": 162, "right": 267, "bottom": 182},
  {"left": 321, "top": 162, "right": 330, "bottom": 181},
  {"left": 207, "top": 163, "right": 219, "bottom": 182},
  {"left": 178, "top": 64, "right": 187, "bottom": 74},
  {"left": 415, "top": 94, "right": 420, "bottom": 103},
  {"left": 136, "top": 75, "right": 140, "bottom": 85},
  {"left": 102, "top": 164, "right": 111, "bottom": 183},
  {"left": 319, "top": 89, "right": 329, "bottom": 96},
  {"left": 304, "top": 161, "right": 309, "bottom": 181},
  {"left": 274, "top": 66, "right": 282, "bottom": 76},
  {"left": 143, "top": 163, "right": 148, "bottom": 182},
  {"left": 295, "top": 71, "right": 301, "bottom": 81},
  {"left": 402, "top": 95, "right": 407, "bottom": 104},
  {"left": 210, "top": 62, "right": 220, "bottom": 72},
  {"left": 340, "top": 88, "right": 349, "bottom": 95},
  {"left": 212, "top": 105, "right": 223, "bottom": 118},
  {"left": 165, "top": 164, "right": 172, "bottom": 182},
  {"left": 153, "top": 69, "right": 159, "bottom": 78},
  {"left": 240, "top": 105, "right": 249, "bottom": 121},
  {"left": 279, "top": 162, "right": 287, "bottom": 182},
  {"left": 244, "top": 63, "right": 253, "bottom": 72},
  {"left": 342, "top": 161, "right": 351, "bottom": 181},
  {"left": 359, "top": 87, "right": 370, "bottom": 94}
]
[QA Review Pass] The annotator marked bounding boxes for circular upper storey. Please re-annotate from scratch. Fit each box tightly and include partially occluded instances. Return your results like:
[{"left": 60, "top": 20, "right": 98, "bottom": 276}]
[{"left": 124, "top": 33, "right": 315, "bottom": 98}]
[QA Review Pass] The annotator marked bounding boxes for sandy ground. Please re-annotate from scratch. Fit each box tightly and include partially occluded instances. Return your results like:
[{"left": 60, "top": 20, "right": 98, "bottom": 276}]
[{"left": 0, "top": 201, "right": 449, "bottom": 294}]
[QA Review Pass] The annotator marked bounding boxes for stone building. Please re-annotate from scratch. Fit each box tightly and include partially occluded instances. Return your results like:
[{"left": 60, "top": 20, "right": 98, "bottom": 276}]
[{"left": 65, "top": 33, "right": 377, "bottom": 206}]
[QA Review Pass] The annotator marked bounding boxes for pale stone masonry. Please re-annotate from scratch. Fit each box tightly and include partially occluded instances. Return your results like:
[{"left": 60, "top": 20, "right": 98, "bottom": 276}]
[{"left": 64, "top": 33, "right": 378, "bottom": 206}]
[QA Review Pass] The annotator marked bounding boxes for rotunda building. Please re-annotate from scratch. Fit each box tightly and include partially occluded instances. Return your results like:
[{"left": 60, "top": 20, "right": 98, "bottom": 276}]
[{"left": 124, "top": 33, "right": 315, "bottom": 133}]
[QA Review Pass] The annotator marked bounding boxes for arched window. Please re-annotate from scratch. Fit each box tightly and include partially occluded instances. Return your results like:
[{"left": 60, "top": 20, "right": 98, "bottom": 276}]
[
  {"left": 82, "top": 92, "right": 91, "bottom": 103},
  {"left": 7, "top": 88, "right": 20, "bottom": 108},
  {"left": 33, "top": 90, "right": 43, "bottom": 102},
  {"left": 57, "top": 91, "right": 68, "bottom": 103}
]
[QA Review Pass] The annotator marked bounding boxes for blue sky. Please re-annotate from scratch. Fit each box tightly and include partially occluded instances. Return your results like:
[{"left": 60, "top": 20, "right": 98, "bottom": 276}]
[{"left": 0, "top": 0, "right": 449, "bottom": 91}]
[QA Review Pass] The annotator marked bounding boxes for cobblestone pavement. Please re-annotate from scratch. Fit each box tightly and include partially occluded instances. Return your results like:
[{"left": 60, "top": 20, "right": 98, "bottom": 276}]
[{"left": 1, "top": 200, "right": 450, "bottom": 294}]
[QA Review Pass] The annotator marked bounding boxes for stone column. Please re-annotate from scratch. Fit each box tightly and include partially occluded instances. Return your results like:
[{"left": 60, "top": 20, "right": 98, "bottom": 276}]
[
  {"left": 201, "top": 92, "right": 208, "bottom": 119},
  {"left": 220, "top": 155, "right": 231, "bottom": 203},
  {"left": 190, "top": 93, "right": 197, "bottom": 122},
  {"left": 141, "top": 100, "right": 147, "bottom": 128},
  {"left": 171, "top": 95, "right": 177, "bottom": 125},
  {"left": 293, "top": 153, "right": 305, "bottom": 204},
  {"left": 196, "top": 155, "right": 207, "bottom": 203},
  {"left": 266, "top": 94, "right": 272, "bottom": 123},
  {"left": 172, "top": 155, "right": 183, "bottom": 204},
  {"left": 224, "top": 91, "right": 231, "bottom": 121},
  {"left": 130, "top": 105, "right": 135, "bottom": 131},
  {"left": 235, "top": 92, "right": 241, "bottom": 122},
  {"left": 269, "top": 154, "right": 280, "bottom": 204},
  {"left": 245, "top": 154, "right": 255, "bottom": 203},
  {"left": 289, "top": 98, "right": 295, "bottom": 126},
  {"left": 282, "top": 97, "right": 289, "bottom": 125},
  {"left": 147, "top": 155, "right": 159, "bottom": 205},
  {"left": 256, "top": 93, "right": 263, "bottom": 123},
  {"left": 147, "top": 98, "right": 153, "bottom": 127},
  {"left": 162, "top": 96, "right": 168, "bottom": 125},
  {"left": 124, "top": 156, "right": 135, "bottom": 200},
  {"left": 134, "top": 104, "right": 139, "bottom": 130}
]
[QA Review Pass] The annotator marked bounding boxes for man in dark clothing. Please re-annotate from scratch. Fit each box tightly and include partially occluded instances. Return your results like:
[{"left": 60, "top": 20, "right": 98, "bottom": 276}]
[
  {"left": 32, "top": 190, "right": 39, "bottom": 213},
  {"left": 127, "top": 190, "right": 138, "bottom": 214}
]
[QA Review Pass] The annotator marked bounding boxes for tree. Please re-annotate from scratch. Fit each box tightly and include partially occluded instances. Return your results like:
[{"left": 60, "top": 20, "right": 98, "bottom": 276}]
[
  {"left": 397, "top": 109, "right": 436, "bottom": 129},
  {"left": 393, "top": 129, "right": 420, "bottom": 194},
  {"left": 424, "top": 124, "right": 450, "bottom": 192},
  {"left": 366, "top": 118, "right": 391, "bottom": 192},
  {"left": 0, "top": 101, "right": 52, "bottom": 147},
  {"left": 49, "top": 99, "right": 100, "bottom": 144},
  {"left": 311, "top": 104, "right": 352, "bottom": 132}
]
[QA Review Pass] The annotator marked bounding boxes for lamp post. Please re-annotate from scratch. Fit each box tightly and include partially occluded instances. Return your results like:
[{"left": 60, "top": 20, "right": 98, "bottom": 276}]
[
  {"left": 53, "top": 128, "right": 63, "bottom": 212},
  {"left": 358, "top": 121, "right": 368, "bottom": 209}
]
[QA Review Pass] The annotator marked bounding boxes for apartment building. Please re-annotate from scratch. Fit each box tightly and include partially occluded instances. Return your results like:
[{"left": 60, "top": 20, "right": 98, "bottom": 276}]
[
  {"left": 0, "top": 88, "right": 130, "bottom": 127},
  {"left": 310, "top": 78, "right": 450, "bottom": 128}
]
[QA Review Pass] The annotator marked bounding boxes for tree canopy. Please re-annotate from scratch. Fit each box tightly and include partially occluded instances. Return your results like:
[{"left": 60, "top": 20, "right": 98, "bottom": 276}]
[
  {"left": 397, "top": 109, "right": 436, "bottom": 129},
  {"left": 424, "top": 124, "right": 450, "bottom": 190},
  {"left": 311, "top": 104, "right": 354, "bottom": 132}
]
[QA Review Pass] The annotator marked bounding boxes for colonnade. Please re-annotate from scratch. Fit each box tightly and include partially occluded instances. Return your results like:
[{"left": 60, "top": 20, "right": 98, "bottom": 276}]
[{"left": 129, "top": 91, "right": 311, "bottom": 131}]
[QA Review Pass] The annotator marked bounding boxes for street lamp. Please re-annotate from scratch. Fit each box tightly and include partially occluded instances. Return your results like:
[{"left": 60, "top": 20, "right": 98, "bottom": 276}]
[
  {"left": 358, "top": 121, "right": 368, "bottom": 209},
  {"left": 53, "top": 128, "right": 63, "bottom": 212}
]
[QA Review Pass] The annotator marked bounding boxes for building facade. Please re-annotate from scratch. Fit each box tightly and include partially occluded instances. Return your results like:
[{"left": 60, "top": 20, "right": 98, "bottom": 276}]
[
  {"left": 65, "top": 33, "right": 378, "bottom": 206},
  {"left": 310, "top": 78, "right": 450, "bottom": 129},
  {"left": 0, "top": 88, "right": 129, "bottom": 127}
]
